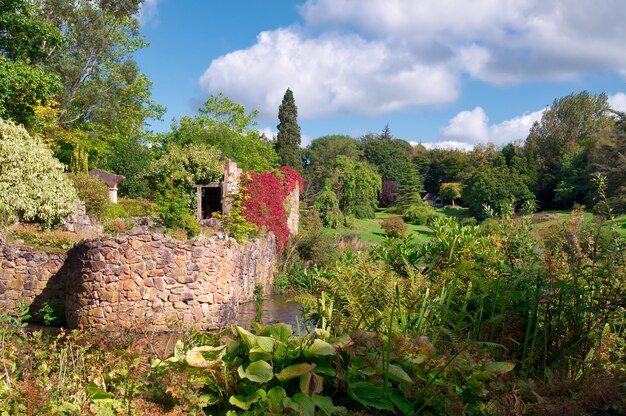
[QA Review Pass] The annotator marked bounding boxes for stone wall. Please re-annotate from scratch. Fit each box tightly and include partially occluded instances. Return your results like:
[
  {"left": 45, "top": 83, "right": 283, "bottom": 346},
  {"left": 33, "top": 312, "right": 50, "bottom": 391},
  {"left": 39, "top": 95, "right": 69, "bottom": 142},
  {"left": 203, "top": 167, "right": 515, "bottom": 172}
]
[
  {"left": 0, "top": 228, "right": 277, "bottom": 330},
  {"left": 59, "top": 202, "right": 103, "bottom": 234},
  {"left": 0, "top": 235, "right": 66, "bottom": 318},
  {"left": 64, "top": 229, "right": 276, "bottom": 330}
]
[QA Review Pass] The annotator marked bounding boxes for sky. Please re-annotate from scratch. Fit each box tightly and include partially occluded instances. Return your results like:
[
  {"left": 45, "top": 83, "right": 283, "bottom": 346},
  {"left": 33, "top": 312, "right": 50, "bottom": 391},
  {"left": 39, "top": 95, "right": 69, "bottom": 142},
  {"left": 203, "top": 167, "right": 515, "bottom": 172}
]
[{"left": 135, "top": 0, "right": 626, "bottom": 149}]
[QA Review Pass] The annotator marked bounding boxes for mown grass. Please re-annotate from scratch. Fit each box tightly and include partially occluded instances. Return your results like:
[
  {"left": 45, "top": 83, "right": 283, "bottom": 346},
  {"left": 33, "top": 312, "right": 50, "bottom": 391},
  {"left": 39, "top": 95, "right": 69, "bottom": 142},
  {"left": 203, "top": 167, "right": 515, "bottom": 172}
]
[{"left": 339, "top": 207, "right": 626, "bottom": 245}]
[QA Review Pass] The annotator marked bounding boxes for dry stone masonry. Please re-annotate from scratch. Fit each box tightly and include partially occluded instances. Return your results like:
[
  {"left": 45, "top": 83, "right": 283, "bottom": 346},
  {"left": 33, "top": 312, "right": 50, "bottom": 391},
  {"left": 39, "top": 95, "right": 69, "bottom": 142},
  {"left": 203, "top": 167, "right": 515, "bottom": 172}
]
[
  {"left": 0, "top": 229, "right": 277, "bottom": 330},
  {"left": 0, "top": 235, "right": 66, "bottom": 317}
]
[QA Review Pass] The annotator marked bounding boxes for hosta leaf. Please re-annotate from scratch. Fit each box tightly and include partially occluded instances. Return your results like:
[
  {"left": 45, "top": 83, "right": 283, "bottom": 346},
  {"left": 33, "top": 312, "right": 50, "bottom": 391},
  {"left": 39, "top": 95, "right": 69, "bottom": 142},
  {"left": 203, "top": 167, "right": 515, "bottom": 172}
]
[
  {"left": 303, "top": 339, "right": 335, "bottom": 357},
  {"left": 184, "top": 350, "right": 221, "bottom": 368},
  {"left": 483, "top": 361, "right": 515, "bottom": 374},
  {"left": 229, "top": 389, "right": 266, "bottom": 410},
  {"left": 267, "top": 386, "right": 287, "bottom": 406},
  {"left": 256, "top": 335, "right": 276, "bottom": 353},
  {"left": 387, "top": 363, "right": 413, "bottom": 384},
  {"left": 389, "top": 388, "right": 413, "bottom": 414},
  {"left": 289, "top": 392, "right": 315, "bottom": 416},
  {"left": 275, "top": 363, "right": 315, "bottom": 381},
  {"left": 239, "top": 360, "right": 274, "bottom": 383},
  {"left": 249, "top": 346, "right": 273, "bottom": 362},
  {"left": 86, "top": 383, "right": 114, "bottom": 401},
  {"left": 270, "top": 323, "right": 293, "bottom": 343},
  {"left": 312, "top": 394, "right": 342, "bottom": 416},
  {"left": 236, "top": 326, "right": 257, "bottom": 349},
  {"left": 348, "top": 381, "right": 394, "bottom": 411}
]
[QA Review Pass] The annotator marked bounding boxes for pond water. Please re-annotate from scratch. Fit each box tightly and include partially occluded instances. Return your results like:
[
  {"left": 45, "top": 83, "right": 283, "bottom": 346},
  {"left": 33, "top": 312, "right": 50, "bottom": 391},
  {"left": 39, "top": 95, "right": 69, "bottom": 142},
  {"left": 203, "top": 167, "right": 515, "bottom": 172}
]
[{"left": 236, "top": 294, "right": 305, "bottom": 329}]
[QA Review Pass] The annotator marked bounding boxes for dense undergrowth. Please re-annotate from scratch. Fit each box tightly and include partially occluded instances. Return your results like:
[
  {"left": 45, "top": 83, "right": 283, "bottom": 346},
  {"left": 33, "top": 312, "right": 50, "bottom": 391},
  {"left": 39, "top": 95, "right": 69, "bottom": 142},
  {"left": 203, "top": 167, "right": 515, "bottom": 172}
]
[{"left": 1, "top": 208, "right": 624, "bottom": 415}]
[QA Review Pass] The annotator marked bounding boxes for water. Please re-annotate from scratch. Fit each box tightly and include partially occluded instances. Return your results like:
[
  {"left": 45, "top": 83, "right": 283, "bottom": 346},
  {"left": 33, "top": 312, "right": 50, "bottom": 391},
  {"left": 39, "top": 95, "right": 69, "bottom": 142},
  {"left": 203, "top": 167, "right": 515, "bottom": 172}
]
[{"left": 236, "top": 294, "right": 304, "bottom": 329}]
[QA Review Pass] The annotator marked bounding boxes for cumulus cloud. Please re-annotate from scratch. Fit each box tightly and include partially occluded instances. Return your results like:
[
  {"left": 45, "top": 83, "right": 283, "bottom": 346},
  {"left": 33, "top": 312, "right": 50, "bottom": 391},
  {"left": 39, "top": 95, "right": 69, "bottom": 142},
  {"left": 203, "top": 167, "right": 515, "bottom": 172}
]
[
  {"left": 438, "top": 106, "right": 544, "bottom": 145},
  {"left": 608, "top": 92, "right": 626, "bottom": 113},
  {"left": 199, "top": 0, "right": 626, "bottom": 118},
  {"left": 137, "top": 0, "right": 159, "bottom": 27},
  {"left": 411, "top": 140, "right": 475, "bottom": 151},
  {"left": 199, "top": 29, "right": 458, "bottom": 118}
]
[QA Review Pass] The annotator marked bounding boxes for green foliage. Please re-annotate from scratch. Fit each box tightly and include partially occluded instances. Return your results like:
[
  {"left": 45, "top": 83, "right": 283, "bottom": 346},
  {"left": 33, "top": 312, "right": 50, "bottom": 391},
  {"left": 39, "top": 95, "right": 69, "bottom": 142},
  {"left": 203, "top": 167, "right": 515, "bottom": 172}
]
[
  {"left": 10, "top": 224, "right": 78, "bottom": 251},
  {"left": 68, "top": 173, "right": 111, "bottom": 219},
  {"left": 103, "top": 203, "right": 129, "bottom": 221},
  {"left": 276, "top": 88, "right": 302, "bottom": 170},
  {"left": 163, "top": 94, "right": 278, "bottom": 172},
  {"left": 35, "top": 301, "right": 65, "bottom": 326},
  {"left": 360, "top": 126, "right": 422, "bottom": 203},
  {"left": 380, "top": 216, "right": 407, "bottom": 237},
  {"left": 526, "top": 91, "right": 612, "bottom": 208},
  {"left": 103, "top": 137, "right": 153, "bottom": 198},
  {"left": 151, "top": 143, "right": 223, "bottom": 230},
  {"left": 331, "top": 155, "right": 382, "bottom": 217},
  {"left": 439, "top": 182, "right": 462, "bottom": 206},
  {"left": 313, "top": 184, "right": 343, "bottom": 228},
  {"left": 0, "top": 119, "right": 78, "bottom": 226},
  {"left": 401, "top": 203, "right": 436, "bottom": 225},
  {"left": 303, "top": 134, "right": 360, "bottom": 195},
  {"left": 179, "top": 212, "right": 201, "bottom": 238},
  {"left": 213, "top": 190, "right": 258, "bottom": 243},
  {"left": 117, "top": 197, "right": 157, "bottom": 217},
  {"left": 153, "top": 323, "right": 346, "bottom": 415},
  {"left": 350, "top": 204, "right": 375, "bottom": 219}
]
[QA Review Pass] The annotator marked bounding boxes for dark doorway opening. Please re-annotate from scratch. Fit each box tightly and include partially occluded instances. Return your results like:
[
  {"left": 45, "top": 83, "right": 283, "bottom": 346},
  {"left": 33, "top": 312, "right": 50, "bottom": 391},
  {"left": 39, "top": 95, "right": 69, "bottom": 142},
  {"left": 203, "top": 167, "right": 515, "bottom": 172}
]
[{"left": 202, "top": 186, "right": 222, "bottom": 219}]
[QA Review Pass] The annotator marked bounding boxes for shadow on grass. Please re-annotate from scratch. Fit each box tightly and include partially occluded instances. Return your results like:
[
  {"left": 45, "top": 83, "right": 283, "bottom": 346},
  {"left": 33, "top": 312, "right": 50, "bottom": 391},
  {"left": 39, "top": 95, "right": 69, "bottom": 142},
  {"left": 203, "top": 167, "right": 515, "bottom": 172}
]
[{"left": 438, "top": 206, "right": 471, "bottom": 219}]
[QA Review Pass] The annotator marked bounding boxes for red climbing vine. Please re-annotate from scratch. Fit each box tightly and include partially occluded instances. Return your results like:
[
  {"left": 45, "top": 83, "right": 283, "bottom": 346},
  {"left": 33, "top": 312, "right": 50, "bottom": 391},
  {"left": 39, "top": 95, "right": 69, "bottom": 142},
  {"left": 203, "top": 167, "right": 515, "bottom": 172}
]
[{"left": 242, "top": 167, "right": 303, "bottom": 253}]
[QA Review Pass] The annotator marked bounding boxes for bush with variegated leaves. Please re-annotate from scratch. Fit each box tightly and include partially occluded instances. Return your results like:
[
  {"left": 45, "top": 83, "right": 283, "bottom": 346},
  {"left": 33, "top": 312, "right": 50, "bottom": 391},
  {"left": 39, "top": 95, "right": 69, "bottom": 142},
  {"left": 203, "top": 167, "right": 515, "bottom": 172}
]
[{"left": 0, "top": 118, "right": 78, "bottom": 226}]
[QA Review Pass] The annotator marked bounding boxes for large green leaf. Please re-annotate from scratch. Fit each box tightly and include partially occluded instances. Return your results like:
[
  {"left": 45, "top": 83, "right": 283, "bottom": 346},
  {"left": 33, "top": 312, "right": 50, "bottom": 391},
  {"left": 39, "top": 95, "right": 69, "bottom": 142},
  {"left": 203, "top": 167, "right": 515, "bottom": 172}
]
[
  {"left": 86, "top": 383, "right": 114, "bottom": 400},
  {"left": 270, "top": 323, "right": 293, "bottom": 343},
  {"left": 289, "top": 392, "right": 315, "bottom": 416},
  {"left": 387, "top": 363, "right": 413, "bottom": 384},
  {"left": 256, "top": 335, "right": 276, "bottom": 353},
  {"left": 303, "top": 339, "right": 336, "bottom": 358},
  {"left": 238, "top": 360, "right": 274, "bottom": 383},
  {"left": 348, "top": 381, "right": 394, "bottom": 411},
  {"left": 229, "top": 389, "right": 266, "bottom": 410},
  {"left": 275, "top": 363, "right": 315, "bottom": 381},
  {"left": 312, "top": 394, "right": 342, "bottom": 415},
  {"left": 483, "top": 361, "right": 515, "bottom": 374},
  {"left": 184, "top": 350, "right": 221, "bottom": 368},
  {"left": 249, "top": 346, "right": 273, "bottom": 362},
  {"left": 236, "top": 326, "right": 257, "bottom": 349}
]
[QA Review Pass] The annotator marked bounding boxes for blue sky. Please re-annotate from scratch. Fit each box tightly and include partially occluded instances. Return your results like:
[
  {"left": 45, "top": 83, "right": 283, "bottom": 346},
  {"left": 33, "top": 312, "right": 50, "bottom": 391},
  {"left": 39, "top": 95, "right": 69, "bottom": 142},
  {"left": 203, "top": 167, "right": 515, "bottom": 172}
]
[{"left": 135, "top": 0, "right": 626, "bottom": 149}]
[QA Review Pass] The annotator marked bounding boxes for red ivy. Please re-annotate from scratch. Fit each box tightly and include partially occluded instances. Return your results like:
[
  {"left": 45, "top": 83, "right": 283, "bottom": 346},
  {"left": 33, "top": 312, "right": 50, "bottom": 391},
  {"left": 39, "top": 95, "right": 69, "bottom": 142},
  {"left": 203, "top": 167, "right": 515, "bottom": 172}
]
[{"left": 242, "top": 167, "right": 303, "bottom": 254}]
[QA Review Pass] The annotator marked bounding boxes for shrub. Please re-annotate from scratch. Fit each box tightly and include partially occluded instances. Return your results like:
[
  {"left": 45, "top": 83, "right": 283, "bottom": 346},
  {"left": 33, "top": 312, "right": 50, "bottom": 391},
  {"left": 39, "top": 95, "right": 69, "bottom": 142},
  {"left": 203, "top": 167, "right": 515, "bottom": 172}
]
[
  {"left": 402, "top": 203, "right": 436, "bottom": 225},
  {"left": 103, "top": 203, "right": 128, "bottom": 220},
  {"left": 179, "top": 212, "right": 201, "bottom": 238},
  {"left": 10, "top": 224, "right": 79, "bottom": 251},
  {"left": 380, "top": 216, "right": 407, "bottom": 237},
  {"left": 68, "top": 173, "right": 111, "bottom": 219},
  {"left": 118, "top": 197, "right": 157, "bottom": 217},
  {"left": 350, "top": 204, "right": 375, "bottom": 219},
  {"left": 0, "top": 118, "right": 78, "bottom": 226}
]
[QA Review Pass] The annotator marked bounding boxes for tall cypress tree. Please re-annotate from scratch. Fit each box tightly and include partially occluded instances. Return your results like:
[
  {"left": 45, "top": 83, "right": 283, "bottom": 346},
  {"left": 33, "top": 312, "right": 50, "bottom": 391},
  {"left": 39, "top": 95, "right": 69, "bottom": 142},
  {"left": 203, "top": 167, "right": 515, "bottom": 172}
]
[{"left": 276, "top": 88, "right": 302, "bottom": 170}]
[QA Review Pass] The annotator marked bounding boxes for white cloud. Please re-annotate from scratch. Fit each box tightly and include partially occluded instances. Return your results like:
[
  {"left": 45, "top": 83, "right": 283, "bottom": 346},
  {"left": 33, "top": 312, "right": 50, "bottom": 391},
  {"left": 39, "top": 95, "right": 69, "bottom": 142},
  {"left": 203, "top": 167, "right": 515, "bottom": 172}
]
[
  {"left": 300, "top": 0, "right": 626, "bottom": 84},
  {"left": 411, "top": 140, "right": 475, "bottom": 151},
  {"left": 199, "top": 29, "right": 458, "bottom": 118},
  {"left": 258, "top": 127, "right": 277, "bottom": 141},
  {"left": 137, "top": 0, "right": 159, "bottom": 27},
  {"left": 608, "top": 92, "right": 626, "bottom": 113},
  {"left": 439, "top": 106, "right": 544, "bottom": 145},
  {"left": 199, "top": 0, "right": 626, "bottom": 118}
]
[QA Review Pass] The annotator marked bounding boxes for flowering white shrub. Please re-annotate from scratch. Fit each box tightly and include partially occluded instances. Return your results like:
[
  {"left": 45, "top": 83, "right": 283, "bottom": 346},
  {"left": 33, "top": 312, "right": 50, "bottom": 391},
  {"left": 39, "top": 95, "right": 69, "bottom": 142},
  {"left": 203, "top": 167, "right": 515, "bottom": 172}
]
[{"left": 0, "top": 119, "right": 78, "bottom": 225}]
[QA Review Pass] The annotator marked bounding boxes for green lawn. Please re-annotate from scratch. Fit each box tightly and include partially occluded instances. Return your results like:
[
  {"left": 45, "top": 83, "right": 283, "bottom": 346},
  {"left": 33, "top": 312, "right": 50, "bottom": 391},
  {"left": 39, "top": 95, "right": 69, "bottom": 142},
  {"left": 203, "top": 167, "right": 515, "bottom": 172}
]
[
  {"left": 337, "top": 207, "right": 626, "bottom": 245},
  {"left": 338, "top": 207, "right": 471, "bottom": 245}
]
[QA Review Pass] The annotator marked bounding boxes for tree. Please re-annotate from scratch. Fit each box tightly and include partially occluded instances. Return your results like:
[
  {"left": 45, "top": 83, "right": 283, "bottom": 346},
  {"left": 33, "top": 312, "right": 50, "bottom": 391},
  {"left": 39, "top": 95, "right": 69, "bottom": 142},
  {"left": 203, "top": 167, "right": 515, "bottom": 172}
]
[
  {"left": 275, "top": 88, "right": 302, "bottom": 170},
  {"left": 0, "top": 118, "right": 78, "bottom": 225},
  {"left": 0, "top": 0, "right": 62, "bottom": 128},
  {"left": 360, "top": 126, "right": 421, "bottom": 205},
  {"left": 326, "top": 156, "right": 382, "bottom": 218},
  {"left": 439, "top": 182, "right": 462, "bottom": 206},
  {"left": 303, "top": 134, "right": 360, "bottom": 197},
  {"left": 462, "top": 165, "right": 534, "bottom": 220},
  {"left": 163, "top": 94, "right": 278, "bottom": 172},
  {"left": 525, "top": 91, "right": 612, "bottom": 207}
]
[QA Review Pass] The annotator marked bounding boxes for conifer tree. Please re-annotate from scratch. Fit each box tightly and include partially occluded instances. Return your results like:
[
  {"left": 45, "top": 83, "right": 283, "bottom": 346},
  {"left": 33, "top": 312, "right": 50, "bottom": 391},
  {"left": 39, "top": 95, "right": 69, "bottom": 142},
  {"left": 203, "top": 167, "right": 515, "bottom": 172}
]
[{"left": 276, "top": 88, "right": 302, "bottom": 170}]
